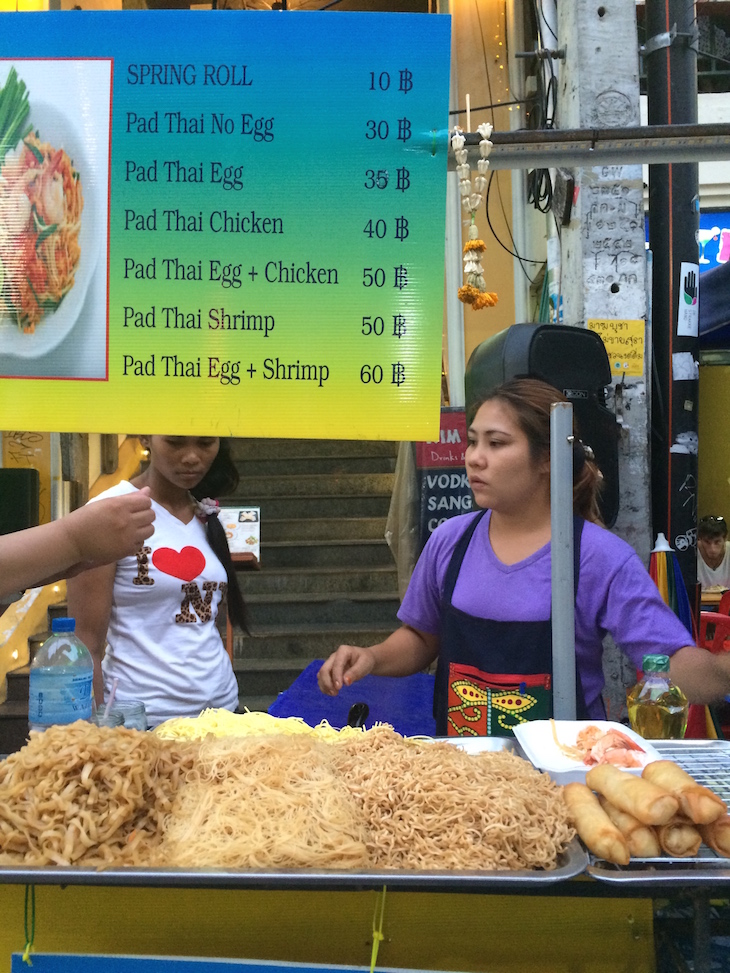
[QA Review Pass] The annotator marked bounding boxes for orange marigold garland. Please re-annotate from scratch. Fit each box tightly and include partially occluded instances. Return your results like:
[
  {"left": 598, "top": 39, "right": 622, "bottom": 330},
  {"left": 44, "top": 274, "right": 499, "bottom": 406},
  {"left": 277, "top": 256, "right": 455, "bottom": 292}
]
[{"left": 451, "top": 123, "right": 498, "bottom": 310}]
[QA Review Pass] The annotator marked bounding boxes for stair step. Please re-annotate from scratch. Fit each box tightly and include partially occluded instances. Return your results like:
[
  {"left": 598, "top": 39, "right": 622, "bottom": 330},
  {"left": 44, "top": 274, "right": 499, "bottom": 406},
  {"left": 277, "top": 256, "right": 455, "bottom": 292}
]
[
  {"left": 233, "top": 657, "right": 314, "bottom": 697},
  {"left": 240, "top": 565, "right": 398, "bottom": 596},
  {"left": 225, "top": 495, "right": 392, "bottom": 520},
  {"left": 261, "top": 517, "right": 386, "bottom": 542},
  {"left": 226, "top": 472, "right": 394, "bottom": 499},
  {"left": 259, "top": 539, "right": 394, "bottom": 569},
  {"left": 233, "top": 623, "right": 393, "bottom": 660},
  {"left": 0, "top": 701, "right": 30, "bottom": 754},
  {"left": 6, "top": 666, "right": 29, "bottom": 702},
  {"left": 238, "top": 694, "right": 277, "bottom": 713},
  {"left": 236, "top": 455, "right": 396, "bottom": 477},
  {"left": 246, "top": 591, "right": 400, "bottom": 627},
  {"left": 229, "top": 439, "right": 397, "bottom": 462}
]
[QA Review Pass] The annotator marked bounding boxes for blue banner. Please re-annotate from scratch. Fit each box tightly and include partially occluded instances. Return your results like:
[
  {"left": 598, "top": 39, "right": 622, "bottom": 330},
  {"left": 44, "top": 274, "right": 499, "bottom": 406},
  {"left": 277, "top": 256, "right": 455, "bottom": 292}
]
[{"left": 12, "top": 956, "right": 431, "bottom": 973}]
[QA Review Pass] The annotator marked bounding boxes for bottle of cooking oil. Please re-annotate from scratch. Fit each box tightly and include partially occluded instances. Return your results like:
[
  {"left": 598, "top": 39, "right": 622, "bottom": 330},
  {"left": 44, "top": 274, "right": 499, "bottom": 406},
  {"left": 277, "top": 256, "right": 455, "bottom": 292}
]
[{"left": 627, "top": 654, "right": 688, "bottom": 740}]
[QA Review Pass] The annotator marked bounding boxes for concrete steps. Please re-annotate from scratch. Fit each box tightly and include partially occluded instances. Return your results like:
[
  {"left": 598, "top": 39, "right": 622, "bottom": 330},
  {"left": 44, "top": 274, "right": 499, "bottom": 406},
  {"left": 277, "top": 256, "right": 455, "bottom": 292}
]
[{"left": 231, "top": 438, "right": 399, "bottom": 711}]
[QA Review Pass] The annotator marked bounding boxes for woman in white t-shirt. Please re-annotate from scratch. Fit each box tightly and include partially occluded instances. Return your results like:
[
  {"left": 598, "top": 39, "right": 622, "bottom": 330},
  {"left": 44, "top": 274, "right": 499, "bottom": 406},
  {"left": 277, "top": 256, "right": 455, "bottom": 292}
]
[{"left": 67, "top": 436, "right": 248, "bottom": 727}]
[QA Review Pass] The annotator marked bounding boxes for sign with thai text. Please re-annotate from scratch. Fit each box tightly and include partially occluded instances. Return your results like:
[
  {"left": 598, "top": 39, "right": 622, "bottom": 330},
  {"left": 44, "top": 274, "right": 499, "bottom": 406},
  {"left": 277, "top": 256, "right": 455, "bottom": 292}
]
[
  {"left": 586, "top": 318, "right": 645, "bottom": 377},
  {"left": 0, "top": 11, "right": 450, "bottom": 439}
]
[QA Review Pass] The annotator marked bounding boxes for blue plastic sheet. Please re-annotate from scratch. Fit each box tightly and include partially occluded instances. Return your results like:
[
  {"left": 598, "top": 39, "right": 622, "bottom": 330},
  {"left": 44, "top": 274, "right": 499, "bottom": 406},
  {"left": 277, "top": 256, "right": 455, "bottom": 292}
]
[{"left": 267, "top": 661, "right": 436, "bottom": 738}]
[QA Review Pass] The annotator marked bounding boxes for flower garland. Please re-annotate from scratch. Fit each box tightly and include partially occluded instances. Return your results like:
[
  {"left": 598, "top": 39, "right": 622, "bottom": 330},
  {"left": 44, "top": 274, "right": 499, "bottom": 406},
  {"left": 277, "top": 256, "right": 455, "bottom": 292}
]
[{"left": 452, "top": 122, "right": 498, "bottom": 311}]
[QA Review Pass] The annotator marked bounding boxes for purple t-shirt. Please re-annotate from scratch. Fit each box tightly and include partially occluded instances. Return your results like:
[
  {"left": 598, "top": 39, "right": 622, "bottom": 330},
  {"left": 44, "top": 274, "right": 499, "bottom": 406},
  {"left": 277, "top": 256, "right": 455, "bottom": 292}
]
[{"left": 398, "top": 510, "right": 694, "bottom": 718}]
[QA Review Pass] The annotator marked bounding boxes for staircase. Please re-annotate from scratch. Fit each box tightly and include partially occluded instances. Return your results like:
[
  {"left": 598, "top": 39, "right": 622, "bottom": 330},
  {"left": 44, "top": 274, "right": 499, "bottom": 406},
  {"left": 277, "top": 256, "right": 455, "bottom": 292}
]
[
  {"left": 0, "top": 438, "right": 401, "bottom": 752},
  {"left": 225, "top": 438, "right": 401, "bottom": 712}
]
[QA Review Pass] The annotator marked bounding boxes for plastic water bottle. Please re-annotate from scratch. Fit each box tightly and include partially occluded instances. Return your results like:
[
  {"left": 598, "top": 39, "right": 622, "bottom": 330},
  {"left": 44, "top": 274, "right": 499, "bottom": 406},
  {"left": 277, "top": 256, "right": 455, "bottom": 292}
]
[{"left": 28, "top": 617, "right": 94, "bottom": 732}]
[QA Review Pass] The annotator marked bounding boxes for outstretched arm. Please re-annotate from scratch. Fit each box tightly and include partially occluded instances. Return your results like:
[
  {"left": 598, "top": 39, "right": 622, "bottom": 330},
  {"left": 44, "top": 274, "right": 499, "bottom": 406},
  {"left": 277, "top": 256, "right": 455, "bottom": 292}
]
[
  {"left": 670, "top": 645, "right": 730, "bottom": 703},
  {"left": 67, "top": 563, "right": 117, "bottom": 706},
  {"left": 318, "top": 624, "right": 439, "bottom": 696},
  {"left": 0, "top": 488, "right": 154, "bottom": 599}
]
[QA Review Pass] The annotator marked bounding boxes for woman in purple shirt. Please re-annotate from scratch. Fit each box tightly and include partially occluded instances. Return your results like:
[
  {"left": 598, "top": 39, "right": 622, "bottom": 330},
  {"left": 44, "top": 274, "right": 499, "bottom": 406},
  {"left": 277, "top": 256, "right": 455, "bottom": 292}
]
[{"left": 319, "top": 378, "right": 730, "bottom": 737}]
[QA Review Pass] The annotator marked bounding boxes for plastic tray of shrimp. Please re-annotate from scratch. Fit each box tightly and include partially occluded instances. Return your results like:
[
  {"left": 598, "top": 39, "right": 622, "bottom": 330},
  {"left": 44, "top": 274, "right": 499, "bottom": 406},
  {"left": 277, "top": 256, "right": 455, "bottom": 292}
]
[
  {"left": 588, "top": 739, "right": 730, "bottom": 886},
  {"left": 513, "top": 720, "right": 662, "bottom": 785}
]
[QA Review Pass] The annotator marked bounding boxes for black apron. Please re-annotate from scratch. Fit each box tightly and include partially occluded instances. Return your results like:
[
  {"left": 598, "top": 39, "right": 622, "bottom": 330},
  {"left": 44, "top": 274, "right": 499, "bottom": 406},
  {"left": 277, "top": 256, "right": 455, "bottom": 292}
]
[{"left": 433, "top": 509, "right": 590, "bottom": 737}]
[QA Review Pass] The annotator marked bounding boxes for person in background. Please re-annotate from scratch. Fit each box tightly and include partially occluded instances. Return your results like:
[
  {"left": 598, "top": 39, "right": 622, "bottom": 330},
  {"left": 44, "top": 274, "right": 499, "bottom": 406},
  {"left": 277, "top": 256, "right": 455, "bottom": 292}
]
[
  {"left": 67, "top": 436, "right": 248, "bottom": 727},
  {"left": 697, "top": 515, "right": 730, "bottom": 592},
  {"left": 319, "top": 379, "right": 730, "bottom": 736},
  {"left": 0, "top": 489, "right": 154, "bottom": 601}
]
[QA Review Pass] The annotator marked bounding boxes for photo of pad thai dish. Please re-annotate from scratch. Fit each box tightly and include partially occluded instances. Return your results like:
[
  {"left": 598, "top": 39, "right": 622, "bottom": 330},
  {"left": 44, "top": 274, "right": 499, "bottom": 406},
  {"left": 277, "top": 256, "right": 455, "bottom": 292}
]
[
  {"left": 0, "top": 128, "right": 84, "bottom": 333},
  {"left": 0, "top": 59, "right": 107, "bottom": 373}
]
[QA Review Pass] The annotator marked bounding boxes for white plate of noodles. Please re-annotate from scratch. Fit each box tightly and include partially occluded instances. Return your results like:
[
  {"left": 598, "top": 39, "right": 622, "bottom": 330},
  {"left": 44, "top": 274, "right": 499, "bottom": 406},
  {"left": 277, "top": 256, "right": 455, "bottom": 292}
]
[{"left": 0, "top": 99, "right": 97, "bottom": 359}]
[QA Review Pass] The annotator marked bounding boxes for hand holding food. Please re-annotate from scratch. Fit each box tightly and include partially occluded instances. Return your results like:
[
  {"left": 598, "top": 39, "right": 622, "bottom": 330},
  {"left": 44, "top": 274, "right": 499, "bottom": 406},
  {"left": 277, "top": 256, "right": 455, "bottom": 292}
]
[
  {"left": 63, "top": 488, "right": 155, "bottom": 566},
  {"left": 586, "top": 764, "right": 679, "bottom": 825},
  {"left": 642, "top": 759, "right": 727, "bottom": 824},
  {"left": 317, "top": 644, "right": 376, "bottom": 696},
  {"left": 563, "top": 782, "right": 630, "bottom": 865}
]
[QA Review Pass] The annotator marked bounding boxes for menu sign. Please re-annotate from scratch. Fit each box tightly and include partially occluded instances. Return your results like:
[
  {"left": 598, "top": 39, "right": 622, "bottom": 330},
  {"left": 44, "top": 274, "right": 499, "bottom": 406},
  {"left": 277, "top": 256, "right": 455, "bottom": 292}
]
[{"left": 0, "top": 11, "right": 450, "bottom": 440}]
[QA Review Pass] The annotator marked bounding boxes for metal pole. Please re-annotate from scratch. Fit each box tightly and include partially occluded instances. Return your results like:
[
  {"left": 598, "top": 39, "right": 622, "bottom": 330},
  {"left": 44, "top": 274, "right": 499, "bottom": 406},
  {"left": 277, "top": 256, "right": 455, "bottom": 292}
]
[
  {"left": 550, "top": 401, "right": 576, "bottom": 721},
  {"left": 645, "top": 0, "right": 700, "bottom": 593},
  {"left": 447, "top": 123, "right": 730, "bottom": 169}
]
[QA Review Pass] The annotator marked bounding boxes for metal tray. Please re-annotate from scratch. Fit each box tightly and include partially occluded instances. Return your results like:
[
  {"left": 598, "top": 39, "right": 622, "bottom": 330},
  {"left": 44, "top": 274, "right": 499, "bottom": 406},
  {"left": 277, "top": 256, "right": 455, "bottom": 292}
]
[
  {"left": 587, "top": 739, "right": 730, "bottom": 887},
  {"left": 0, "top": 839, "right": 588, "bottom": 892},
  {"left": 0, "top": 737, "right": 588, "bottom": 891}
]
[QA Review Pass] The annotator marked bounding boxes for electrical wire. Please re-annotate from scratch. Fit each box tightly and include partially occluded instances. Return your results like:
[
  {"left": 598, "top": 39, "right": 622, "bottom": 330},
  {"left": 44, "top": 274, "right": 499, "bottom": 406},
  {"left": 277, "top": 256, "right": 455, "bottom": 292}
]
[{"left": 471, "top": 0, "right": 544, "bottom": 286}]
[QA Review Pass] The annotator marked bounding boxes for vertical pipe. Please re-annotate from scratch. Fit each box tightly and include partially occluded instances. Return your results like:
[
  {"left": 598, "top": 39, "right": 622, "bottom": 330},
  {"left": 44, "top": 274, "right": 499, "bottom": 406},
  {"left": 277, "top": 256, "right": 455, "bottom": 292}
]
[
  {"left": 550, "top": 402, "right": 576, "bottom": 720},
  {"left": 645, "top": 0, "right": 699, "bottom": 589},
  {"left": 445, "top": 17, "right": 466, "bottom": 408},
  {"left": 49, "top": 432, "right": 64, "bottom": 522},
  {"left": 505, "top": 0, "right": 529, "bottom": 324}
]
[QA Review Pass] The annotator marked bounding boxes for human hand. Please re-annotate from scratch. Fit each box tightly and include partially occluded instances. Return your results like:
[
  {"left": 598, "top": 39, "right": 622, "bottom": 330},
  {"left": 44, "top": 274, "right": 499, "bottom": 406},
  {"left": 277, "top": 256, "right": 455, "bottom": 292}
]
[
  {"left": 684, "top": 269, "right": 697, "bottom": 305},
  {"left": 317, "top": 644, "right": 376, "bottom": 696},
  {"left": 64, "top": 489, "right": 155, "bottom": 566}
]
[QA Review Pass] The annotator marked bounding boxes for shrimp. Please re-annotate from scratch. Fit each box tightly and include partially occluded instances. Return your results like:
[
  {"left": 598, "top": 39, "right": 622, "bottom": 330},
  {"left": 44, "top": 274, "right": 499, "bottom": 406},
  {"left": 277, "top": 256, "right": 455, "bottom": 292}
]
[
  {"left": 584, "top": 728, "right": 644, "bottom": 767},
  {"left": 576, "top": 725, "right": 605, "bottom": 751}
]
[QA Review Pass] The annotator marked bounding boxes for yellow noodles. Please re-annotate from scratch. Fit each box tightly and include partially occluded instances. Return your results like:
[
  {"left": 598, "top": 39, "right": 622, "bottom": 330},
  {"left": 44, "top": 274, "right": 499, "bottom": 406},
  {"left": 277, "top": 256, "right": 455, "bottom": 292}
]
[{"left": 154, "top": 708, "right": 371, "bottom": 743}]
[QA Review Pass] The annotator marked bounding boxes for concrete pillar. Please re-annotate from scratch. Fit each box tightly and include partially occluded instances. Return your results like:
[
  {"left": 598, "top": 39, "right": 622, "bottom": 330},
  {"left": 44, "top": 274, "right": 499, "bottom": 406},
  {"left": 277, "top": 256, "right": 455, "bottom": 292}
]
[{"left": 556, "top": 0, "right": 653, "bottom": 716}]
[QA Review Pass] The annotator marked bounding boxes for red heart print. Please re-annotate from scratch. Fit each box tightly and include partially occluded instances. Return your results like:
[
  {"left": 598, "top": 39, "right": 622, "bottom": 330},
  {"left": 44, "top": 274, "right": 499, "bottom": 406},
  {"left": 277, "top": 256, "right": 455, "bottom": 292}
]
[{"left": 152, "top": 546, "right": 205, "bottom": 582}]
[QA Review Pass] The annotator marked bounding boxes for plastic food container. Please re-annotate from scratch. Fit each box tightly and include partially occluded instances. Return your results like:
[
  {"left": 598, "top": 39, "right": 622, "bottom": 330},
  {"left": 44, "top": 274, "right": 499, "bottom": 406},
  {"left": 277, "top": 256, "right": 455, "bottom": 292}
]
[{"left": 513, "top": 719, "right": 663, "bottom": 785}]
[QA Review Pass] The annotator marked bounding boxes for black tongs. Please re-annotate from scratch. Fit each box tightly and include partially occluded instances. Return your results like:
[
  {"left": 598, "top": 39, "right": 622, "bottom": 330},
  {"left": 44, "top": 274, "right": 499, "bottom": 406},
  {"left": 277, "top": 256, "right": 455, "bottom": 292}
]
[{"left": 347, "top": 702, "right": 369, "bottom": 728}]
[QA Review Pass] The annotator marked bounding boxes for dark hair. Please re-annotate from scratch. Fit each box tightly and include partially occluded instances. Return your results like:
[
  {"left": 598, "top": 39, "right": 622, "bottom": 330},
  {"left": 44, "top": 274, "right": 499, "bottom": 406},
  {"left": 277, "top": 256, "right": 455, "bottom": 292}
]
[
  {"left": 192, "top": 438, "right": 239, "bottom": 499},
  {"left": 469, "top": 378, "right": 605, "bottom": 525},
  {"left": 190, "top": 440, "right": 249, "bottom": 634},
  {"left": 698, "top": 515, "right": 728, "bottom": 540}
]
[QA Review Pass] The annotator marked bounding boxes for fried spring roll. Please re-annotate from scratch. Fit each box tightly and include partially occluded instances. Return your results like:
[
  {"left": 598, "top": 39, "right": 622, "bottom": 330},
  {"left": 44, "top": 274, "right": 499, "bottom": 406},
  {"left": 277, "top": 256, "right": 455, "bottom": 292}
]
[
  {"left": 699, "top": 815, "right": 730, "bottom": 858},
  {"left": 656, "top": 816, "right": 702, "bottom": 857},
  {"left": 563, "top": 782, "right": 630, "bottom": 865},
  {"left": 642, "top": 760, "right": 727, "bottom": 825},
  {"left": 598, "top": 795, "right": 662, "bottom": 858},
  {"left": 586, "top": 764, "right": 679, "bottom": 826}
]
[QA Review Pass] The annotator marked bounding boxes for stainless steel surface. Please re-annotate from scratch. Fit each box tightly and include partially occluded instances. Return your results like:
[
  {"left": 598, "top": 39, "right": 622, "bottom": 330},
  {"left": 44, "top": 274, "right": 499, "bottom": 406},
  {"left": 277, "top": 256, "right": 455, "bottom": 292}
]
[
  {"left": 446, "top": 124, "right": 730, "bottom": 170},
  {"left": 0, "top": 840, "right": 588, "bottom": 891},
  {"left": 588, "top": 739, "right": 730, "bottom": 887},
  {"left": 550, "top": 402, "right": 577, "bottom": 721},
  {"left": 0, "top": 736, "right": 587, "bottom": 890}
]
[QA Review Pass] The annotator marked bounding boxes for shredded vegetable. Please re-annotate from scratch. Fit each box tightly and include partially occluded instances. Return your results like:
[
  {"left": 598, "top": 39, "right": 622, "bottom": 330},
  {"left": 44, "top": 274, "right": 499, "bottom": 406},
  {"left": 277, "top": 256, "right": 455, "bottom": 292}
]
[{"left": 0, "top": 67, "right": 31, "bottom": 167}]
